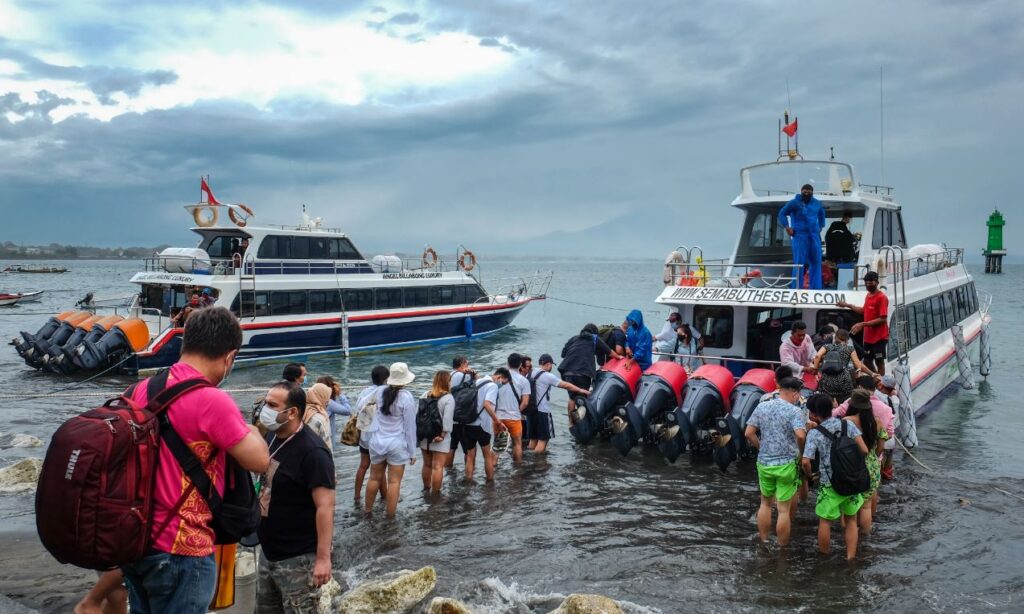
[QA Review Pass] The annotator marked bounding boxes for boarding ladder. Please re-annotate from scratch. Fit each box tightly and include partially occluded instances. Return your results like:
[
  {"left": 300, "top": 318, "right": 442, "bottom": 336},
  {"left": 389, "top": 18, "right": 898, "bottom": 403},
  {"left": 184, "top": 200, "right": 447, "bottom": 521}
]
[
  {"left": 239, "top": 252, "right": 258, "bottom": 321},
  {"left": 333, "top": 266, "right": 350, "bottom": 358},
  {"left": 879, "top": 246, "right": 910, "bottom": 365}
]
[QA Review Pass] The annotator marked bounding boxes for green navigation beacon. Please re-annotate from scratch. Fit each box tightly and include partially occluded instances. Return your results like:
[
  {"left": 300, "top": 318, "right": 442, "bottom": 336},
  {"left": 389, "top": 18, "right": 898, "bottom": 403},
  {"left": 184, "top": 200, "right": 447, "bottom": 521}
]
[{"left": 983, "top": 209, "right": 1006, "bottom": 274}]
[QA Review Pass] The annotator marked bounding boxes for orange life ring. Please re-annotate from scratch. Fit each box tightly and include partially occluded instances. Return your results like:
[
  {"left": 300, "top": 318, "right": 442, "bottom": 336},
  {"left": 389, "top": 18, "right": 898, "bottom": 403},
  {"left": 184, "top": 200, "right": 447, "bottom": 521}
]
[
  {"left": 228, "top": 203, "right": 254, "bottom": 227},
  {"left": 192, "top": 205, "right": 218, "bottom": 228},
  {"left": 458, "top": 250, "right": 477, "bottom": 272},
  {"left": 421, "top": 247, "right": 438, "bottom": 269}
]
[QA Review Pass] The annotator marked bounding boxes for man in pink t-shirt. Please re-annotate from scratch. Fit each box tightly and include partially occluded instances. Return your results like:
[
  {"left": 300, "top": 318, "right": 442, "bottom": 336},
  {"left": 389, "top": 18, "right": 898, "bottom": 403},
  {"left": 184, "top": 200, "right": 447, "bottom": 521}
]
[
  {"left": 779, "top": 321, "right": 818, "bottom": 376},
  {"left": 120, "top": 307, "right": 269, "bottom": 614}
]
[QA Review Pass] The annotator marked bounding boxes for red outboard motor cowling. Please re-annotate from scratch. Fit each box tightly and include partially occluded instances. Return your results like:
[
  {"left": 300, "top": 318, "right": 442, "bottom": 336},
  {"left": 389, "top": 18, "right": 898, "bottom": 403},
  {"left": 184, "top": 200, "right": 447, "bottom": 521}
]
[
  {"left": 569, "top": 358, "right": 641, "bottom": 445},
  {"left": 726, "top": 368, "right": 779, "bottom": 465},
  {"left": 610, "top": 361, "right": 687, "bottom": 457},
  {"left": 655, "top": 364, "right": 735, "bottom": 463}
]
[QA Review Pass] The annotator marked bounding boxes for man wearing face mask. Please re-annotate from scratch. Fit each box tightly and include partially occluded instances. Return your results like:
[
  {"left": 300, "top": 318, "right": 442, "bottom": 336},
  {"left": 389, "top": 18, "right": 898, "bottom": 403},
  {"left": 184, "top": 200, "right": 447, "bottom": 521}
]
[
  {"left": 256, "top": 381, "right": 336, "bottom": 613},
  {"left": 778, "top": 183, "right": 827, "bottom": 290},
  {"left": 122, "top": 307, "right": 270, "bottom": 614}
]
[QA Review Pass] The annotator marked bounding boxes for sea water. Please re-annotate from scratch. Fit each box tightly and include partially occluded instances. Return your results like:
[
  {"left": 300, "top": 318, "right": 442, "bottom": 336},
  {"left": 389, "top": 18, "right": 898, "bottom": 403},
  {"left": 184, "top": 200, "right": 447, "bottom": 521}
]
[{"left": 0, "top": 259, "right": 1021, "bottom": 612}]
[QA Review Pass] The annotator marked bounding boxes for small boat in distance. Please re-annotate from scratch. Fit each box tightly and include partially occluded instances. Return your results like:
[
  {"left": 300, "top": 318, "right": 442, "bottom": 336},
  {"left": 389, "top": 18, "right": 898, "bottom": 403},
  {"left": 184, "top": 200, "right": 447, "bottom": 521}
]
[
  {"left": 0, "top": 294, "right": 24, "bottom": 307},
  {"left": 16, "top": 290, "right": 44, "bottom": 302},
  {"left": 2, "top": 265, "right": 68, "bottom": 274}
]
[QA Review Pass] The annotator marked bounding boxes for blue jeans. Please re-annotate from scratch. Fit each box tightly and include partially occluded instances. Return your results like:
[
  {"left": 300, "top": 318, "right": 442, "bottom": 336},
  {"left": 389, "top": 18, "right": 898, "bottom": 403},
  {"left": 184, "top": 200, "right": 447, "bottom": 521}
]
[{"left": 122, "top": 552, "right": 216, "bottom": 614}]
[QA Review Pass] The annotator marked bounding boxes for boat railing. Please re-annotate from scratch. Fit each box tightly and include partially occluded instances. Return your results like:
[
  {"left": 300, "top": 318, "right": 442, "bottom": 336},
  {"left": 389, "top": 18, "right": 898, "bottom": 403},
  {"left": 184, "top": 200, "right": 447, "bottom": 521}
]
[
  {"left": 666, "top": 259, "right": 800, "bottom": 289},
  {"left": 477, "top": 271, "right": 553, "bottom": 305},
  {"left": 394, "top": 255, "right": 461, "bottom": 274},
  {"left": 143, "top": 255, "right": 240, "bottom": 275},
  {"left": 861, "top": 183, "right": 895, "bottom": 196},
  {"left": 878, "top": 246, "right": 963, "bottom": 285}
]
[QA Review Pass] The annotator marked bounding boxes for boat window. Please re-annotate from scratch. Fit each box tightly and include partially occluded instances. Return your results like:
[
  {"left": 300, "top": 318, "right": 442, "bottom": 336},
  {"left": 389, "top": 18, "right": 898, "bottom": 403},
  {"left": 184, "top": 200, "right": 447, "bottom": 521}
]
[
  {"left": 942, "top": 291, "right": 956, "bottom": 326},
  {"left": 257, "top": 236, "right": 282, "bottom": 259},
  {"left": 904, "top": 304, "right": 919, "bottom": 348},
  {"left": 815, "top": 310, "right": 861, "bottom": 336},
  {"left": 892, "top": 211, "right": 908, "bottom": 248},
  {"left": 204, "top": 236, "right": 240, "bottom": 259},
  {"left": 404, "top": 287, "right": 429, "bottom": 308},
  {"left": 871, "top": 210, "right": 888, "bottom": 249},
  {"left": 747, "top": 213, "right": 776, "bottom": 248},
  {"left": 291, "top": 237, "right": 310, "bottom": 259},
  {"left": 746, "top": 307, "right": 800, "bottom": 362},
  {"left": 430, "top": 286, "right": 455, "bottom": 306},
  {"left": 694, "top": 306, "right": 733, "bottom": 349},
  {"left": 309, "top": 237, "right": 331, "bottom": 259},
  {"left": 953, "top": 286, "right": 968, "bottom": 322},
  {"left": 271, "top": 291, "right": 308, "bottom": 316},
  {"left": 235, "top": 292, "right": 270, "bottom": 318},
  {"left": 309, "top": 290, "right": 343, "bottom": 313},
  {"left": 913, "top": 300, "right": 932, "bottom": 345},
  {"left": 341, "top": 289, "right": 373, "bottom": 311},
  {"left": 967, "top": 283, "right": 978, "bottom": 314},
  {"left": 374, "top": 288, "right": 402, "bottom": 309},
  {"left": 928, "top": 295, "right": 946, "bottom": 333},
  {"left": 464, "top": 284, "right": 486, "bottom": 304},
  {"left": 330, "top": 238, "right": 363, "bottom": 260}
]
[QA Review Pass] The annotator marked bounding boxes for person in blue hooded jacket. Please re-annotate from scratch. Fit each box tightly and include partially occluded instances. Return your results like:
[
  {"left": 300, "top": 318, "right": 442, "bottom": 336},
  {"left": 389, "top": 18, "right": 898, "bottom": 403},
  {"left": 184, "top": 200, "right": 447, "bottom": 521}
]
[
  {"left": 623, "top": 309, "right": 653, "bottom": 370},
  {"left": 778, "top": 183, "right": 826, "bottom": 289}
]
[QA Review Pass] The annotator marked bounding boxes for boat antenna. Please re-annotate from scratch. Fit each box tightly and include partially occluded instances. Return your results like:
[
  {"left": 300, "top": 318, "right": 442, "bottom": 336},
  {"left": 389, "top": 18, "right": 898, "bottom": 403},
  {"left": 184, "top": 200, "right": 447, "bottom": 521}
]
[
  {"left": 879, "top": 65, "right": 885, "bottom": 184},
  {"left": 830, "top": 146, "right": 835, "bottom": 161}
]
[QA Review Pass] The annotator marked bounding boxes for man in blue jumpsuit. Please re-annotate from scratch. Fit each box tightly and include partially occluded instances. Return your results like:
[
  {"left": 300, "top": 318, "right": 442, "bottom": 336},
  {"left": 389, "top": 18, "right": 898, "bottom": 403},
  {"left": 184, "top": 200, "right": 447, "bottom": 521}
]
[{"left": 778, "top": 183, "right": 826, "bottom": 289}]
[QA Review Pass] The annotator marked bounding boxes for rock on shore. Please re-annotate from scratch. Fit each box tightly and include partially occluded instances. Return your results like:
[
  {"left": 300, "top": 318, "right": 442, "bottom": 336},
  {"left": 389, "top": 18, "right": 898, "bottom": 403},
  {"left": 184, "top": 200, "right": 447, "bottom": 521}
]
[
  {"left": 549, "top": 593, "right": 623, "bottom": 614},
  {"left": 425, "top": 596, "right": 475, "bottom": 614},
  {"left": 0, "top": 458, "right": 42, "bottom": 493},
  {"left": 336, "top": 566, "right": 437, "bottom": 614}
]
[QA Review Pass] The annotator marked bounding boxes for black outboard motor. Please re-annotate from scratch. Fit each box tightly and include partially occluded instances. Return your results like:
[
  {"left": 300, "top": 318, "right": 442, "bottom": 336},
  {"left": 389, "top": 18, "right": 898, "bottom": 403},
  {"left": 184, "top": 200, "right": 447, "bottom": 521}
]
[
  {"left": 610, "top": 361, "right": 688, "bottom": 457},
  {"left": 48, "top": 316, "right": 123, "bottom": 374},
  {"left": 728, "top": 368, "right": 779, "bottom": 462},
  {"left": 656, "top": 364, "right": 735, "bottom": 464},
  {"left": 74, "top": 319, "right": 149, "bottom": 370},
  {"left": 12, "top": 311, "right": 77, "bottom": 361},
  {"left": 25, "top": 312, "right": 94, "bottom": 368},
  {"left": 569, "top": 358, "right": 641, "bottom": 445},
  {"left": 41, "top": 315, "right": 100, "bottom": 370}
]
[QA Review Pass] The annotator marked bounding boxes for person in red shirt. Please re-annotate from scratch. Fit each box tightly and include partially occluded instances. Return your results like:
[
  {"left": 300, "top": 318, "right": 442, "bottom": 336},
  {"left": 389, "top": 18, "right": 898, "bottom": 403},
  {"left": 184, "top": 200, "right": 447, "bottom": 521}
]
[{"left": 838, "top": 271, "right": 889, "bottom": 375}]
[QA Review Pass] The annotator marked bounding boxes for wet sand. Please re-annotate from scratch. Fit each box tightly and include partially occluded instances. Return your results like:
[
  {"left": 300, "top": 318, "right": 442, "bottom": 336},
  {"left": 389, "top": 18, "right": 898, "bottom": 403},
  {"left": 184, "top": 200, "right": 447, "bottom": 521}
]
[{"left": 0, "top": 531, "right": 96, "bottom": 612}]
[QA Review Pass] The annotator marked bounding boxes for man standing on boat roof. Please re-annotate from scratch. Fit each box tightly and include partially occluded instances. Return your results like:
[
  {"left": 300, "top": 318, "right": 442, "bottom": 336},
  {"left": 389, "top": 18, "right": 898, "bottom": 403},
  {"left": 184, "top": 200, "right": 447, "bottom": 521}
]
[{"left": 778, "top": 183, "right": 826, "bottom": 290}]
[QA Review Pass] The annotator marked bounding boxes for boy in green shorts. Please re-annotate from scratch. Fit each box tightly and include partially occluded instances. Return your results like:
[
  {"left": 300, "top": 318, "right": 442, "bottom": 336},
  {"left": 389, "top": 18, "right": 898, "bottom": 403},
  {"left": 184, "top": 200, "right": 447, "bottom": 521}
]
[
  {"left": 802, "top": 393, "right": 869, "bottom": 560},
  {"left": 744, "top": 377, "right": 807, "bottom": 546}
]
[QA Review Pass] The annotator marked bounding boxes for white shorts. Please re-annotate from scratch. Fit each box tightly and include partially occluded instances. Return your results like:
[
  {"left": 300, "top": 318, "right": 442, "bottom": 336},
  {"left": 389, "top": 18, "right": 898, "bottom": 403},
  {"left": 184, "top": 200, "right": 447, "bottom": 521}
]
[{"left": 368, "top": 436, "right": 410, "bottom": 465}]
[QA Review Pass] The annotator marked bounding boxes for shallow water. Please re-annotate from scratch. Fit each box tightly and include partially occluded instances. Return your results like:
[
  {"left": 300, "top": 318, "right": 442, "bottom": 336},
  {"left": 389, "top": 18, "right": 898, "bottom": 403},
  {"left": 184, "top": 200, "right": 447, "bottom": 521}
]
[{"left": 0, "top": 259, "right": 1022, "bottom": 612}]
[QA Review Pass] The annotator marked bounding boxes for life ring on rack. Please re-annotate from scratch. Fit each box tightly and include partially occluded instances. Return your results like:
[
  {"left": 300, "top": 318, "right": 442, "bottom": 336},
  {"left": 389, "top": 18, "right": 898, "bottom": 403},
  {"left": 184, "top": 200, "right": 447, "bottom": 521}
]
[
  {"left": 228, "top": 203, "right": 254, "bottom": 227},
  {"left": 458, "top": 250, "right": 477, "bottom": 272},
  {"left": 421, "top": 247, "right": 438, "bottom": 269},
  {"left": 193, "top": 205, "right": 218, "bottom": 228}
]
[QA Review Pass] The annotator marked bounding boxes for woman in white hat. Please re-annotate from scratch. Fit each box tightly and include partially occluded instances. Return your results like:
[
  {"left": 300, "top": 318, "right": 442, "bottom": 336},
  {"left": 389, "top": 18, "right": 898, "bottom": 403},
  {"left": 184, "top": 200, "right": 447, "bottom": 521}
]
[{"left": 364, "top": 362, "right": 417, "bottom": 516}]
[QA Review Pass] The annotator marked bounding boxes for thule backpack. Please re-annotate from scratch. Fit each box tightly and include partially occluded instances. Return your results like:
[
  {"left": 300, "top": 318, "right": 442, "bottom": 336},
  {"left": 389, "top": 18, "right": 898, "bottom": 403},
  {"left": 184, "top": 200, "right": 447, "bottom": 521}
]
[
  {"left": 36, "top": 372, "right": 209, "bottom": 569},
  {"left": 821, "top": 344, "right": 847, "bottom": 376},
  {"left": 452, "top": 376, "right": 480, "bottom": 424},
  {"left": 816, "top": 420, "right": 870, "bottom": 496},
  {"left": 416, "top": 396, "right": 444, "bottom": 442}
]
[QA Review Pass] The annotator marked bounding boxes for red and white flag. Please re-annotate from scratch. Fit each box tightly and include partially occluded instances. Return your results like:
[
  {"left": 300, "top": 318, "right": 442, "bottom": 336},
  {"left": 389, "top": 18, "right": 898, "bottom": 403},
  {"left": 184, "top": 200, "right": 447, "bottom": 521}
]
[
  {"left": 200, "top": 177, "right": 220, "bottom": 205},
  {"left": 782, "top": 118, "right": 798, "bottom": 137}
]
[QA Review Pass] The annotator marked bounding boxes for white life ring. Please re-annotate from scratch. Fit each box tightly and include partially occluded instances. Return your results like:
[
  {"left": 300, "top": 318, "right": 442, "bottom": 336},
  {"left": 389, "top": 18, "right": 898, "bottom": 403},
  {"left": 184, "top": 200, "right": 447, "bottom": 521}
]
[
  {"left": 192, "top": 205, "right": 218, "bottom": 228},
  {"left": 663, "top": 250, "right": 684, "bottom": 284},
  {"left": 458, "top": 250, "right": 477, "bottom": 272},
  {"left": 228, "top": 203, "right": 254, "bottom": 227},
  {"left": 421, "top": 247, "right": 438, "bottom": 269}
]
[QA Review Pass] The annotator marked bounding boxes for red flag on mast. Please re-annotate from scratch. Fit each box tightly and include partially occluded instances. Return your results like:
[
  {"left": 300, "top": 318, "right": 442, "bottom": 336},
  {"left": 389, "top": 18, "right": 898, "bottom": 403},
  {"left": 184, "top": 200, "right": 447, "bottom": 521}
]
[
  {"left": 782, "top": 118, "right": 798, "bottom": 137},
  {"left": 200, "top": 177, "right": 220, "bottom": 205}
]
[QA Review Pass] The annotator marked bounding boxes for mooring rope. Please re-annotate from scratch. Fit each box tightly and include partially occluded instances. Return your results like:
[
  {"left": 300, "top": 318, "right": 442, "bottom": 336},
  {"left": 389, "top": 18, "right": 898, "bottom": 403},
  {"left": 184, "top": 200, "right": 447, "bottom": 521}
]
[{"left": 545, "top": 295, "right": 664, "bottom": 316}]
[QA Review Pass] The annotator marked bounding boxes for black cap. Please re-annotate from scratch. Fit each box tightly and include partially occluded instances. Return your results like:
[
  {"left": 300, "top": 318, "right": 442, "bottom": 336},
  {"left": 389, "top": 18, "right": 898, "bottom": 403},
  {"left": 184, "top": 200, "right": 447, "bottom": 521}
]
[
  {"left": 539, "top": 353, "right": 554, "bottom": 365},
  {"left": 864, "top": 271, "right": 880, "bottom": 282}
]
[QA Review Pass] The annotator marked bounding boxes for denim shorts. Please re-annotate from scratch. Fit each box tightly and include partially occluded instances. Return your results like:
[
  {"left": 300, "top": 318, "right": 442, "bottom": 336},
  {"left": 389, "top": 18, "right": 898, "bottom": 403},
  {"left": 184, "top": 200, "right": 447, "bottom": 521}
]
[{"left": 122, "top": 551, "right": 216, "bottom": 614}]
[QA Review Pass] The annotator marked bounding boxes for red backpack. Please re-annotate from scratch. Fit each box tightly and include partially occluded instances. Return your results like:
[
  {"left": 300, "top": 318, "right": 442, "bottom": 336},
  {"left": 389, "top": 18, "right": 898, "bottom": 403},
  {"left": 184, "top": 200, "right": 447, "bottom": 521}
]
[{"left": 36, "top": 373, "right": 208, "bottom": 569}]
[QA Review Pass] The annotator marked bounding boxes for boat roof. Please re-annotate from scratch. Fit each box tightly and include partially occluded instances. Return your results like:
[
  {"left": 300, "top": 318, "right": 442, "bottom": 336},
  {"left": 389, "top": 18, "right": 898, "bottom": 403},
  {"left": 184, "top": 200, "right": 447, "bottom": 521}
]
[{"left": 734, "top": 159, "right": 899, "bottom": 209}]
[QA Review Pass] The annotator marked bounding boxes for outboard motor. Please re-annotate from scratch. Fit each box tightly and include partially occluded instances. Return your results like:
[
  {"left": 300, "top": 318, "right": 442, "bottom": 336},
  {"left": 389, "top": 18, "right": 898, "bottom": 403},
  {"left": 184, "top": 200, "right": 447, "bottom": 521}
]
[
  {"left": 656, "top": 364, "right": 735, "bottom": 464},
  {"left": 569, "top": 358, "right": 642, "bottom": 445},
  {"left": 74, "top": 319, "right": 150, "bottom": 371},
  {"left": 610, "top": 361, "right": 687, "bottom": 457},
  {"left": 47, "top": 315, "right": 124, "bottom": 374},
  {"left": 726, "top": 368, "right": 778, "bottom": 465},
  {"left": 12, "top": 311, "right": 76, "bottom": 361},
  {"left": 24, "top": 311, "right": 94, "bottom": 368},
  {"left": 40, "top": 315, "right": 103, "bottom": 369}
]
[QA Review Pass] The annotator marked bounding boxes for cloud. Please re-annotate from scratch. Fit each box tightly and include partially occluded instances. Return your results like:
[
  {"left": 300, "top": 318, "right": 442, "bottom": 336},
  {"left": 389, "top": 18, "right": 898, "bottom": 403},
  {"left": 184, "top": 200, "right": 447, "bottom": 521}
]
[{"left": 0, "top": 0, "right": 1022, "bottom": 259}]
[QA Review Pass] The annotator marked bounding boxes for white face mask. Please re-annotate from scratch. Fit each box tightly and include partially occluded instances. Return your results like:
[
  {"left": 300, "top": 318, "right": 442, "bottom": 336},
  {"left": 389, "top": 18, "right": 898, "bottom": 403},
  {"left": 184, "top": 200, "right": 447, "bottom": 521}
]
[{"left": 259, "top": 406, "right": 288, "bottom": 432}]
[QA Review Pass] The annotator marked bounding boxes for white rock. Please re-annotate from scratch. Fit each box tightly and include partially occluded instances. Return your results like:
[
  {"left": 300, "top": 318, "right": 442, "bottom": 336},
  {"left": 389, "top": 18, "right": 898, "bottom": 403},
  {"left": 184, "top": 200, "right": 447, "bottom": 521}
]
[
  {"left": 0, "top": 458, "right": 42, "bottom": 493},
  {"left": 549, "top": 593, "right": 624, "bottom": 614},
  {"left": 9, "top": 434, "right": 43, "bottom": 448},
  {"left": 425, "top": 596, "right": 475, "bottom": 614},
  {"left": 319, "top": 578, "right": 344, "bottom": 614},
  {"left": 337, "top": 566, "right": 437, "bottom": 614}
]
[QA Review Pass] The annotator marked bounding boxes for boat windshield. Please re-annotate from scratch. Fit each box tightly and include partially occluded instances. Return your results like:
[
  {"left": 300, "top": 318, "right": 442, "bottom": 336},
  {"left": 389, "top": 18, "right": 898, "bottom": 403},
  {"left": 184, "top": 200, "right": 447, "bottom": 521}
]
[{"left": 740, "top": 161, "right": 856, "bottom": 198}]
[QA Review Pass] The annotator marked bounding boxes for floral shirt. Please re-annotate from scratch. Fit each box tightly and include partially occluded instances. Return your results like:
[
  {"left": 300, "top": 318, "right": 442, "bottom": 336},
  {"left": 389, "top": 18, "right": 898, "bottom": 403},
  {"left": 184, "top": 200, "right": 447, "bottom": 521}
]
[{"left": 746, "top": 398, "right": 806, "bottom": 466}]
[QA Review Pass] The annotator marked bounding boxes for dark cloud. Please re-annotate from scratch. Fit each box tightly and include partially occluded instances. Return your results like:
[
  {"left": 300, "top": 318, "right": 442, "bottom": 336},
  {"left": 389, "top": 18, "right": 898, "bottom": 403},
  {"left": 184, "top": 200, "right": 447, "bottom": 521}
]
[
  {"left": 387, "top": 12, "right": 420, "bottom": 25},
  {"left": 1, "top": 0, "right": 1022, "bottom": 257}
]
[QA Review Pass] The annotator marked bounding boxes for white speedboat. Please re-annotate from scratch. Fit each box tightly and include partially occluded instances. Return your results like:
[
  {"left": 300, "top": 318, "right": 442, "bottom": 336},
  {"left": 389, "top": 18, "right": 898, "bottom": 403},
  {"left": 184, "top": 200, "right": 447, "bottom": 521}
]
[
  {"left": 601, "top": 134, "right": 990, "bottom": 467},
  {"left": 13, "top": 182, "right": 551, "bottom": 375}
]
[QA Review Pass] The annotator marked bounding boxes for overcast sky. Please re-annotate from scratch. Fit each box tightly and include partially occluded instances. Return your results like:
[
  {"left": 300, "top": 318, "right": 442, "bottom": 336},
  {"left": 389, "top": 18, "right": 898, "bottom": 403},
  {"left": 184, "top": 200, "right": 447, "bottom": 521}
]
[{"left": 1, "top": 0, "right": 1021, "bottom": 259}]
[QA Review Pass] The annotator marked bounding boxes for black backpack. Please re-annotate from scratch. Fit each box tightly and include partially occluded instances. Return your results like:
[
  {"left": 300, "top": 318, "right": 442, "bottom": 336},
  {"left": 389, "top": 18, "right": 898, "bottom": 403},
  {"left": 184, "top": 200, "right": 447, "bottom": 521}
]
[
  {"left": 522, "top": 371, "right": 551, "bottom": 417},
  {"left": 416, "top": 396, "right": 444, "bottom": 442},
  {"left": 452, "top": 377, "right": 481, "bottom": 424},
  {"left": 821, "top": 344, "right": 847, "bottom": 376},
  {"left": 816, "top": 420, "right": 870, "bottom": 496}
]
